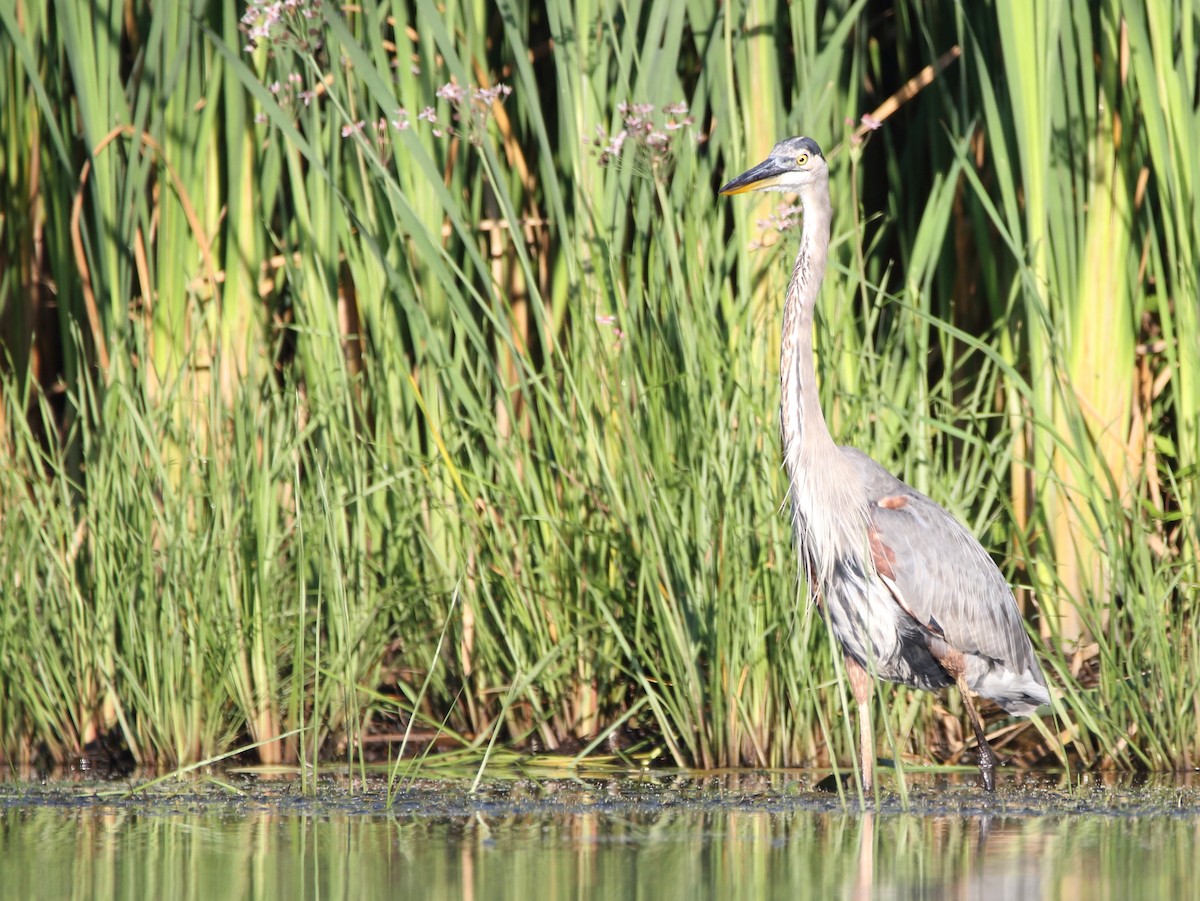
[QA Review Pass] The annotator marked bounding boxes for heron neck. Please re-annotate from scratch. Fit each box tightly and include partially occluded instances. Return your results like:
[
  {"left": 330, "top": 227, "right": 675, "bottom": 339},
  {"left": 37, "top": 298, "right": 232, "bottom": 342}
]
[{"left": 780, "top": 185, "right": 836, "bottom": 463}]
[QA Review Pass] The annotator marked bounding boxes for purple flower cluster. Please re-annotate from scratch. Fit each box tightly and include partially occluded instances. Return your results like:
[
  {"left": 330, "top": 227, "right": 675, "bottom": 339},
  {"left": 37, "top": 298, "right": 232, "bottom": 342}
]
[
  {"left": 370, "top": 82, "right": 513, "bottom": 145},
  {"left": 595, "top": 314, "right": 625, "bottom": 350},
  {"left": 748, "top": 203, "right": 804, "bottom": 250},
  {"left": 329, "top": 82, "right": 514, "bottom": 160},
  {"left": 756, "top": 203, "right": 802, "bottom": 233},
  {"left": 588, "top": 100, "right": 699, "bottom": 169},
  {"left": 241, "top": 0, "right": 323, "bottom": 53},
  {"left": 847, "top": 113, "right": 884, "bottom": 146},
  {"left": 250, "top": 68, "right": 317, "bottom": 123},
  {"left": 239, "top": 1, "right": 514, "bottom": 152}
]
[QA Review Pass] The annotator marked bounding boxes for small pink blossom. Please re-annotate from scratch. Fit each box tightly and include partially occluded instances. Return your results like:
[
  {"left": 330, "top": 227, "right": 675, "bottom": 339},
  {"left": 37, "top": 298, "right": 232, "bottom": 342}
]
[
  {"left": 756, "top": 203, "right": 803, "bottom": 233},
  {"left": 436, "top": 82, "right": 467, "bottom": 103},
  {"left": 749, "top": 203, "right": 804, "bottom": 250},
  {"left": 617, "top": 102, "right": 654, "bottom": 118},
  {"left": 596, "top": 314, "right": 624, "bottom": 349},
  {"left": 473, "top": 84, "right": 513, "bottom": 104}
]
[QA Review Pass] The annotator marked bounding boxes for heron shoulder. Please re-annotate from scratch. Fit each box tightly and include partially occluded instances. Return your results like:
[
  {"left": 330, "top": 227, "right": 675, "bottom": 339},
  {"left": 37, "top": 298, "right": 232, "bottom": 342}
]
[{"left": 835, "top": 446, "right": 910, "bottom": 499}]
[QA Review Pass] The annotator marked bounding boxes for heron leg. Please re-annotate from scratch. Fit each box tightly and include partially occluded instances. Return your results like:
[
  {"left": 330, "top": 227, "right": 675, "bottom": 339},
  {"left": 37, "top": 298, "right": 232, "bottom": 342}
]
[
  {"left": 954, "top": 675, "right": 999, "bottom": 792},
  {"left": 845, "top": 654, "right": 874, "bottom": 791},
  {"left": 929, "top": 644, "right": 999, "bottom": 791}
]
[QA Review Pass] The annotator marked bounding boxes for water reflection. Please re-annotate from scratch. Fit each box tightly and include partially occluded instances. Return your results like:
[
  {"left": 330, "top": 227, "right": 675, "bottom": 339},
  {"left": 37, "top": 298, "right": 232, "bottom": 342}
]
[{"left": 1, "top": 773, "right": 1198, "bottom": 900}]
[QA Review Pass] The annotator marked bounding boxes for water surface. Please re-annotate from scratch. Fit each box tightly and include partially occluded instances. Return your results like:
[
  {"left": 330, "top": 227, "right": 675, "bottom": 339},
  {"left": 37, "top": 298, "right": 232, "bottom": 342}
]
[{"left": 2, "top": 771, "right": 1196, "bottom": 900}]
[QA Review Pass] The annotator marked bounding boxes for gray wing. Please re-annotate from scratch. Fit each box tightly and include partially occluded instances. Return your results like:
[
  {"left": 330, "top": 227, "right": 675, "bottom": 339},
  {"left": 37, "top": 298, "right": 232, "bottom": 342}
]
[{"left": 838, "top": 447, "right": 1044, "bottom": 688}]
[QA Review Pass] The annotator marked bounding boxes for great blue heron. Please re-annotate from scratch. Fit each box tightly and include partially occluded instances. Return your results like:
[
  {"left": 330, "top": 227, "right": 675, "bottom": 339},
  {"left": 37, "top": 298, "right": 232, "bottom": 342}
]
[{"left": 720, "top": 136, "right": 1049, "bottom": 791}]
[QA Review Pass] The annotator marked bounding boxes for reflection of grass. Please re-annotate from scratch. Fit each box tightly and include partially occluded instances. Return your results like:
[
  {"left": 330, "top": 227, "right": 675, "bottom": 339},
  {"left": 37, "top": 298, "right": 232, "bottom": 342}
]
[
  {"left": 4, "top": 775, "right": 1200, "bottom": 898},
  {"left": 0, "top": 1, "right": 1197, "bottom": 781}
]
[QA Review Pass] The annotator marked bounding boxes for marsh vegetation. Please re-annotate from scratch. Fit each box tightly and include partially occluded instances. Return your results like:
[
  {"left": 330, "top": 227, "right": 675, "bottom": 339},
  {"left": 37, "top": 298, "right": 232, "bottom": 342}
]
[{"left": 1, "top": 1, "right": 1197, "bottom": 778}]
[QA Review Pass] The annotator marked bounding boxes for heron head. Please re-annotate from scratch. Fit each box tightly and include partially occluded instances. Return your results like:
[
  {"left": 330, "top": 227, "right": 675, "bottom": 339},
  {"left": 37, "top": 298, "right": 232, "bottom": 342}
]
[{"left": 718, "top": 136, "right": 827, "bottom": 195}]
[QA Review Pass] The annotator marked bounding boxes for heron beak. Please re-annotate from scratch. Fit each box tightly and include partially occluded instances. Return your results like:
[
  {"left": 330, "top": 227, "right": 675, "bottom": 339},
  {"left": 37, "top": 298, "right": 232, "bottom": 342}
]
[{"left": 719, "top": 157, "right": 787, "bottom": 195}]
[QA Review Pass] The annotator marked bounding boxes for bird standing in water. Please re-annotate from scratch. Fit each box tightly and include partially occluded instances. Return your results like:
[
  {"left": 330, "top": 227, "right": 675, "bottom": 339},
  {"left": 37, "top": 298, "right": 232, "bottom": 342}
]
[{"left": 720, "top": 137, "right": 1049, "bottom": 790}]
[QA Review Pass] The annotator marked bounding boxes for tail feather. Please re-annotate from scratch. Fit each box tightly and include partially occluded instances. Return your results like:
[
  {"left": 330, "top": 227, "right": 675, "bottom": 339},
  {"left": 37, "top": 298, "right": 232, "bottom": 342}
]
[{"left": 967, "top": 657, "right": 1050, "bottom": 716}]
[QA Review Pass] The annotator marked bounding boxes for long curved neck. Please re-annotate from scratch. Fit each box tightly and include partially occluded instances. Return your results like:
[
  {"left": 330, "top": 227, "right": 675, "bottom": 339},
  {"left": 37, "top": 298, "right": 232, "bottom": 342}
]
[
  {"left": 777, "top": 176, "right": 872, "bottom": 590},
  {"left": 780, "top": 179, "right": 836, "bottom": 469}
]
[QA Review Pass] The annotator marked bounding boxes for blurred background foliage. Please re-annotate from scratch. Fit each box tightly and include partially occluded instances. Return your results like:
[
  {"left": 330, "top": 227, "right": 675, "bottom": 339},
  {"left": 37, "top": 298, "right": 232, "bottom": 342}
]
[{"left": 0, "top": 0, "right": 1196, "bottom": 774}]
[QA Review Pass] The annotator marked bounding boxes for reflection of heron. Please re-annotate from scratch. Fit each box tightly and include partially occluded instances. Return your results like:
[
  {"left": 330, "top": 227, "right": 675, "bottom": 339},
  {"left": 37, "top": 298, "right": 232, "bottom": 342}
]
[{"left": 720, "top": 137, "right": 1049, "bottom": 791}]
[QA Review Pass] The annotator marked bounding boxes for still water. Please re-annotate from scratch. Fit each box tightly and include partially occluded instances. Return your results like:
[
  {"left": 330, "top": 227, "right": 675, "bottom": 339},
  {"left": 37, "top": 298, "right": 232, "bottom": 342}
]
[{"left": 2, "top": 771, "right": 1197, "bottom": 900}]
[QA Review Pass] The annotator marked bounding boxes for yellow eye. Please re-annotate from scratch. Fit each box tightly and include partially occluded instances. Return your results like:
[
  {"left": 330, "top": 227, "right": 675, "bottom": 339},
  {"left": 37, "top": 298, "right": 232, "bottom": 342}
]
[{"left": 796, "top": 152, "right": 809, "bottom": 166}]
